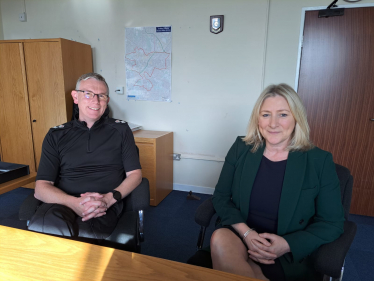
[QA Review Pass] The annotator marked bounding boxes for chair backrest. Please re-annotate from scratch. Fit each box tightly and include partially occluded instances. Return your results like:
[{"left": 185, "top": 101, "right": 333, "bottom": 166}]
[
  {"left": 334, "top": 163, "right": 354, "bottom": 221},
  {"left": 122, "top": 179, "right": 147, "bottom": 212},
  {"left": 72, "top": 103, "right": 78, "bottom": 121}
]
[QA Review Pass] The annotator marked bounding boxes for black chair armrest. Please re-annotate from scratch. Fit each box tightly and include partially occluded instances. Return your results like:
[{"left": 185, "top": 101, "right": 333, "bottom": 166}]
[
  {"left": 312, "top": 220, "right": 357, "bottom": 278},
  {"left": 138, "top": 210, "right": 144, "bottom": 242},
  {"left": 103, "top": 211, "right": 139, "bottom": 252},
  {"left": 19, "top": 193, "right": 42, "bottom": 220},
  {"left": 122, "top": 178, "right": 149, "bottom": 244},
  {"left": 124, "top": 178, "right": 150, "bottom": 212},
  {"left": 195, "top": 197, "right": 216, "bottom": 227}
]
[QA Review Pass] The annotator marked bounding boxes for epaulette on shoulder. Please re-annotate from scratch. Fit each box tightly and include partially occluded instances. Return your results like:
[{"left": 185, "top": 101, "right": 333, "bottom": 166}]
[
  {"left": 50, "top": 122, "right": 72, "bottom": 131},
  {"left": 112, "top": 119, "right": 128, "bottom": 125}
]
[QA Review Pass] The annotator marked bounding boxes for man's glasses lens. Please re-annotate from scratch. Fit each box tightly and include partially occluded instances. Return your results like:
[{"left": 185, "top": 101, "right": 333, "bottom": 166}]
[{"left": 76, "top": 90, "right": 108, "bottom": 101}]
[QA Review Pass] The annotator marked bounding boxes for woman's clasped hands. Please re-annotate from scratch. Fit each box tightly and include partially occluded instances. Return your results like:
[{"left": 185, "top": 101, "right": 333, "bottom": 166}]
[{"left": 244, "top": 230, "right": 291, "bottom": 264}]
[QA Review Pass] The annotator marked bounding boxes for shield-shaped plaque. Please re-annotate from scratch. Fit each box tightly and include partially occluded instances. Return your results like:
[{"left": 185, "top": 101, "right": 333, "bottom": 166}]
[{"left": 210, "top": 15, "right": 224, "bottom": 34}]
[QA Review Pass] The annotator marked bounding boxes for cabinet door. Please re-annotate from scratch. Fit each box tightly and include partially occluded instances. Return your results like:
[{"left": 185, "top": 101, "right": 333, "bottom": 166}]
[
  {"left": 0, "top": 43, "right": 36, "bottom": 172},
  {"left": 23, "top": 42, "right": 67, "bottom": 169},
  {"left": 0, "top": 137, "right": 2, "bottom": 160}
]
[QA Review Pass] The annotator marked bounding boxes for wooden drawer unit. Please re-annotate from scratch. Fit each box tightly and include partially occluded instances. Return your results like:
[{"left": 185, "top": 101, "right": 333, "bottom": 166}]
[{"left": 133, "top": 130, "right": 173, "bottom": 206}]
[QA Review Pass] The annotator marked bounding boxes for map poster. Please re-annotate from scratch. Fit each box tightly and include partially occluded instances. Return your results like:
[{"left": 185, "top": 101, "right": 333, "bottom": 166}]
[{"left": 125, "top": 26, "right": 172, "bottom": 102}]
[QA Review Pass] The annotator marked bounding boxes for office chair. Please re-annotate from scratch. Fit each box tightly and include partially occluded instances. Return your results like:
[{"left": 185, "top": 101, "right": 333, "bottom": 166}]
[{"left": 187, "top": 164, "right": 357, "bottom": 281}]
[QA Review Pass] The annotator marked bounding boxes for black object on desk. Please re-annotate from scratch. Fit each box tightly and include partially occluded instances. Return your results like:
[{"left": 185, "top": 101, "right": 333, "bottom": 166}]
[{"left": 0, "top": 162, "right": 30, "bottom": 184}]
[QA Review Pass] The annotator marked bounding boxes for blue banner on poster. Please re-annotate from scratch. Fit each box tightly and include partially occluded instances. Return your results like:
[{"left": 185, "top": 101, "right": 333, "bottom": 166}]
[{"left": 156, "top": 26, "right": 171, "bottom": 32}]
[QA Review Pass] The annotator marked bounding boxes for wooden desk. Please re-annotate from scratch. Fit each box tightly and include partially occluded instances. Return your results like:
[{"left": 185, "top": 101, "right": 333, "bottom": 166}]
[
  {"left": 0, "top": 226, "right": 258, "bottom": 281},
  {"left": 133, "top": 130, "right": 173, "bottom": 206},
  {"left": 0, "top": 172, "right": 37, "bottom": 195}
]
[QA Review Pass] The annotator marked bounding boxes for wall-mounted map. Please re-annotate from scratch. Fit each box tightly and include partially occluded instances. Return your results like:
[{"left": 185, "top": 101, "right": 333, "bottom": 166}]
[{"left": 125, "top": 26, "right": 172, "bottom": 102}]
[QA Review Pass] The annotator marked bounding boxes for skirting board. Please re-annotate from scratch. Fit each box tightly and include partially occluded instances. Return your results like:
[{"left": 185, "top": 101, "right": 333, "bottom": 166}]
[{"left": 173, "top": 183, "right": 215, "bottom": 195}]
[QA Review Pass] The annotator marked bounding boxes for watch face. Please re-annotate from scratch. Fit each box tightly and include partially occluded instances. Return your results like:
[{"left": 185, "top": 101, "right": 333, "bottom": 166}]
[{"left": 112, "top": 190, "right": 121, "bottom": 201}]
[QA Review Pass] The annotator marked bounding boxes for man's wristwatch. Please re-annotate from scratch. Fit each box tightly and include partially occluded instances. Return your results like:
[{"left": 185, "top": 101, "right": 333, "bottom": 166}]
[{"left": 110, "top": 190, "right": 122, "bottom": 202}]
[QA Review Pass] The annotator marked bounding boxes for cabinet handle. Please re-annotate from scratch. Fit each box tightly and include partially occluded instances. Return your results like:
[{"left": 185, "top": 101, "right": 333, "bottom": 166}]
[{"left": 32, "top": 120, "right": 36, "bottom": 122}]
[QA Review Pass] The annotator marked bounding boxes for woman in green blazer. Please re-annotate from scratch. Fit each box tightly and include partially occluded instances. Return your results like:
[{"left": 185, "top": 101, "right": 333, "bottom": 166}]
[{"left": 211, "top": 84, "right": 344, "bottom": 281}]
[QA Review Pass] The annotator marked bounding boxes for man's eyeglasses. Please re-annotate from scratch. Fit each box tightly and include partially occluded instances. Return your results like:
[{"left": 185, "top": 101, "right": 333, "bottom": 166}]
[{"left": 75, "top": 90, "right": 109, "bottom": 101}]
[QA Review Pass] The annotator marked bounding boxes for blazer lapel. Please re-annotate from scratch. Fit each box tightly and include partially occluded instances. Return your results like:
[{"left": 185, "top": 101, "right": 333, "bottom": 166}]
[
  {"left": 277, "top": 150, "right": 307, "bottom": 235},
  {"left": 239, "top": 145, "right": 265, "bottom": 220}
]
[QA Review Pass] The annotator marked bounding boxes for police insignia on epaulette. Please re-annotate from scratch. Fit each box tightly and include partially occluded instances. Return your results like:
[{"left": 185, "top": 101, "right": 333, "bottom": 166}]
[
  {"left": 52, "top": 124, "right": 65, "bottom": 129},
  {"left": 115, "top": 120, "right": 126, "bottom": 123}
]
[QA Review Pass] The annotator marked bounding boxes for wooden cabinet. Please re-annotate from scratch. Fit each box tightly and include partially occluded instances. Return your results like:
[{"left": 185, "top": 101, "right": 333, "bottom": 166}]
[
  {"left": 133, "top": 130, "right": 173, "bottom": 206},
  {"left": 0, "top": 39, "right": 92, "bottom": 178}
]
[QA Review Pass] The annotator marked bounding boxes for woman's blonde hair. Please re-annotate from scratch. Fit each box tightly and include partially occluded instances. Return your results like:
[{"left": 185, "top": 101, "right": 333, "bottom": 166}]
[{"left": 242, "top": 83, "right": 314, "bottom": 152}]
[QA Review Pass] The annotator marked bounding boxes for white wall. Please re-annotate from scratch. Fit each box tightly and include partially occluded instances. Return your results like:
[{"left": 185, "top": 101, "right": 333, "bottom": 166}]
[
  {"left": 1, "top": 0, "right": 373, "bottom": 192},
  {"left": 0, "top": 2, "right": 3, "bottom": 40},
  {"left": 0, "top": 0, "right": 268, "bottom": 191}
]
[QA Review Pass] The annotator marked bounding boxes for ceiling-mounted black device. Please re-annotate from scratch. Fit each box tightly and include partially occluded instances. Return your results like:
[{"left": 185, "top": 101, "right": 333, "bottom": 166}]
[{"left": 318, "top": 0, "right": 345, "bottom": 18}]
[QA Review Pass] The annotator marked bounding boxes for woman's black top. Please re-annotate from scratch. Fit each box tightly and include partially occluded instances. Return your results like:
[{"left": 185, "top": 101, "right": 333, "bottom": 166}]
[{"left": 246, "top": 156, "right": 287, "bottom": 233}]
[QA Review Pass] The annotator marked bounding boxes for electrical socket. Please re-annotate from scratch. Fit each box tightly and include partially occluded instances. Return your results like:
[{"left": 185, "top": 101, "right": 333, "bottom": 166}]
[
  {"left": 19, "top": 12, "right": 27, "bottom": 22},
  {"left": 173, "top": 154, "right": 181, "bottom": 161}
]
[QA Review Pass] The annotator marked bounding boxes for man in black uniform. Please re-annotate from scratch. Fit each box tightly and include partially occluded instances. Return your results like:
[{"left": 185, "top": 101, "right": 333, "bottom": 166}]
[{"left": 28, "top": 73, "right": 142, "bottom": 240}]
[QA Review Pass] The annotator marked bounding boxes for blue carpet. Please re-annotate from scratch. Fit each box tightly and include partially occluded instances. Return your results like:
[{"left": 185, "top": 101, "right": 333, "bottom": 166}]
[
  {"left": 0, "top": 187, "right": 33, "bottom": 229},
  {"left": 343, "top": 214, "right": 374, "bottom": 281},
  {"left": 141, "top": 190, "right": 217, "bottom": 263},
  {"left": 1, "top": 188, "right": 373, "bottom": 281}
]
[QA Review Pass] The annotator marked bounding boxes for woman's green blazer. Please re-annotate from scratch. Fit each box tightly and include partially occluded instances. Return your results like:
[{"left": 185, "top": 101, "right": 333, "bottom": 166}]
[{"left": 212, "top": 137, "right": 345, "bottom": 280}]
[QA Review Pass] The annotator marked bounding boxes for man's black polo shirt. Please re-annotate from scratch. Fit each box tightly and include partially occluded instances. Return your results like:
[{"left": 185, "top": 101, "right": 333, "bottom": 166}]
[{"left": 36, "top": 112, "right": 141, "bottom": 196}]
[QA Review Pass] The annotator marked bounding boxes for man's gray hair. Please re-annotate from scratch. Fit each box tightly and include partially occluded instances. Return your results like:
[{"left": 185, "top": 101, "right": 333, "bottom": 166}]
[{"left": 76, "top": 73, "right": 109, "bottom": 94}]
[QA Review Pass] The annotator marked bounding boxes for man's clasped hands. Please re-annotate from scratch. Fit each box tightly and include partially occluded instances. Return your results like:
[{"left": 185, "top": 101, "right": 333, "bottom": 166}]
[{"left": 69, "top": 192, "right": 115, "bottom": 221}]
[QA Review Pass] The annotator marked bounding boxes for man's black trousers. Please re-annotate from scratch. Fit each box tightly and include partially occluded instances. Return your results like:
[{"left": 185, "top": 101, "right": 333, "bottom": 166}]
[{"left": 28, "top": 201, "right": 123, "bottom": 242}]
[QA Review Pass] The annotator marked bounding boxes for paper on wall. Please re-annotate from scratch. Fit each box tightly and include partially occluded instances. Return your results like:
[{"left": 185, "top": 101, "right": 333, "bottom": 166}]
[{"left": 125, "top": 26, "right": 172, "bottom": 102}]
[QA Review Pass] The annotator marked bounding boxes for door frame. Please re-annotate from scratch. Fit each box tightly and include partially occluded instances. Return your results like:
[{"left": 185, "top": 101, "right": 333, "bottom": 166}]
[{"left": 294, "top": 3, "right": 374, "bottom": 90}]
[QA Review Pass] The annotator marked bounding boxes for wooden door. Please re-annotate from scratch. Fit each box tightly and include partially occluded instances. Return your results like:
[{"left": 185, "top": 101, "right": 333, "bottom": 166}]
[
  {"left": 23, "top": 42, "right": 67, "bottom": 169},
  {"left": 0, "top": 43, "right": 36, "bottom": 172},
  {"left": 297, "top": 8, "right": 374, "bottom": 216}
]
